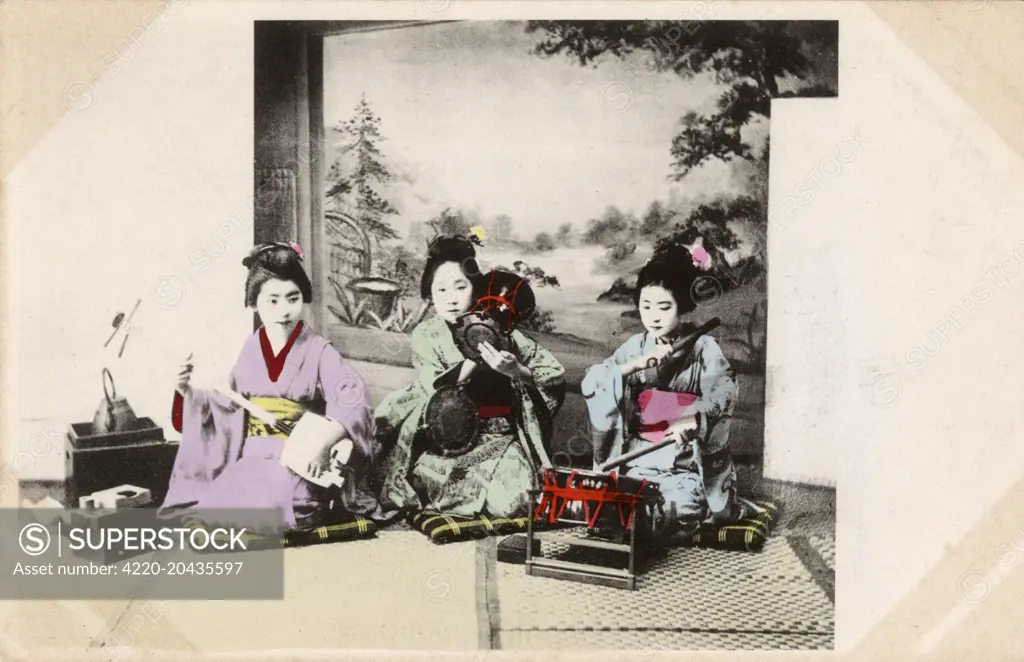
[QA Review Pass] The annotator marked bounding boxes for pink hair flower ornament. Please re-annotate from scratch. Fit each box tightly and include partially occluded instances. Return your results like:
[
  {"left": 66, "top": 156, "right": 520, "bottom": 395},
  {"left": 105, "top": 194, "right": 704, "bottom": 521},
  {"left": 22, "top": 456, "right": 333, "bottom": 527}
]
[
  {"left": 290, "top": 242, "right": 304, "bottom": 259},
  {"left": 691, "top": 245, "right": 710, "bottom": 269}
]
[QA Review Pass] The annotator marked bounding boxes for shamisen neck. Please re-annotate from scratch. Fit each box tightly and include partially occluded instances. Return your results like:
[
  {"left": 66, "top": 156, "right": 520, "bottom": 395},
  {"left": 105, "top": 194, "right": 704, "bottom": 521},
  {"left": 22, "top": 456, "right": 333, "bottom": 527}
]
[{"left": 651, "top": 321, "right": 698, "bottom": 347}]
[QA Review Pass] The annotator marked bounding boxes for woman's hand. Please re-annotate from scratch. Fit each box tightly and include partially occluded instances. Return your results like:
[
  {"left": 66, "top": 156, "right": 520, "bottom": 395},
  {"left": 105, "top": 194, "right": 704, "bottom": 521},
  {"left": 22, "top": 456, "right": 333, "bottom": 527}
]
[
  {"left": 305, "top": 442, "right": 335, "bottom": 484},
  {"left": 666, "top": 416, "right": 699, "bottom": 449},
  {"left": 478, "top": 341, "right": 535, "bottom": 386},
  {"left": 305, "top": 440, "right": 352, "bottom": 487},
  {"left": 622, "top": 344, "right": 676, "bottom": 376},
  {"left": 176, "top": 353, "right": 194, "bottom": 395},
  {"left": 630, "top": 340, "right": 686, "bottom": 375},
  {"left": 478, "top": 342, "right": 520, "bottom": 378}
]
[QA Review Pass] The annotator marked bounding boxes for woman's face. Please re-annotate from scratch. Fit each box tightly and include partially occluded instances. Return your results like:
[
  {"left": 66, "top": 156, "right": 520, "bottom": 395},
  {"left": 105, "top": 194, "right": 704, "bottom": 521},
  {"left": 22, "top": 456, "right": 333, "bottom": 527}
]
[
  {"left": 431, "top": 261, "right": 474, "bottom": 323},
  {"left": 255, "top": 278, "right": 304, "bottom": 330},
  {"left": 638, "top": 284, "right": 682, "bottom": 341}
]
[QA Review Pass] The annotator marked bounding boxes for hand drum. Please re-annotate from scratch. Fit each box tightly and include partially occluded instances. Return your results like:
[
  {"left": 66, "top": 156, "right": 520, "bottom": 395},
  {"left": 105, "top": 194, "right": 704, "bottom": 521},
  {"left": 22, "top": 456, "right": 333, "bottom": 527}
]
[
  {"left": 424, "top": 384, "right": 479, "bottom": 457},
  {"left": 453, "top": 312, "right": 510, "bottom": 362}
]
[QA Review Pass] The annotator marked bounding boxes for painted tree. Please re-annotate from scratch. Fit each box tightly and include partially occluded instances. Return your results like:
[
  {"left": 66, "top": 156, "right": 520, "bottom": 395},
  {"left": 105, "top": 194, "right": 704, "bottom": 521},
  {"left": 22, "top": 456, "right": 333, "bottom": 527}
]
[
  {"left": 493, "top": 214, "right": 516, "bottom": 245},
  {"left": 326, "top": 95, "right": 399, "bottom": 245},
  {"left": 426, "top": 207, "right": 475, "bottom": 238},
  {"left": 533, "top": 232, "right": 555, "bottom": 252},
  {"left": 640, "top": 200, "right": 674, "bottom": 236},
  {"left": 583, "top": 206, "right": 637, "bottom": 247},
  {"left": 555, "top": 222, "right": 573, "bottom": 247},
  {"left": 527, "top": 21, "right": 834, "bottom": 178},
  {"left": 526, "top": 20, "right": 836, "bottom": 266},
  {"left": 654, "top": 197, "right": 753, "bottom": 277}
]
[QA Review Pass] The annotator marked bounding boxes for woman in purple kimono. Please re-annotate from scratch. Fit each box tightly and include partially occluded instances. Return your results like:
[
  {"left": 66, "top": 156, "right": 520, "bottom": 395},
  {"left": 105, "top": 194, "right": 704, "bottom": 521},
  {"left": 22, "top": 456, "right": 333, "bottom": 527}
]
[{"left": 160, "top": 242, "right": 382, "bottom": 532}]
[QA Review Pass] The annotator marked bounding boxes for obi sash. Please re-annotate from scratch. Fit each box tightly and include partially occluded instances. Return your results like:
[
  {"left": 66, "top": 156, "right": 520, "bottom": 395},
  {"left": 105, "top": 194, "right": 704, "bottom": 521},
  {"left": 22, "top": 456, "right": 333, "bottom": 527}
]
[
  {"left": 245, "top": 397, "right": 306, "bottom": 439},
  {"left": 479, "top": 405, "right": 513, "bottom": 418},
  {"left": 636, "top": 389, "right": 698, "bottom": 443}
]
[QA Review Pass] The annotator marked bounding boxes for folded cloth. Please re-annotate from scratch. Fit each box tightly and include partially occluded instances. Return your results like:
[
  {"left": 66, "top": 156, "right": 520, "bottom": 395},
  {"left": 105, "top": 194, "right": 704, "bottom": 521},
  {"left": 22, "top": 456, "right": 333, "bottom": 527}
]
[
  {"left": 410, "top": 511, "right": 546, "bottom": 544},
  {"left": 690, "top": 497, "right": 782, "bottom": 553},
  {"left": 181, "top": 513, "right": 377, "bottom": 552}
]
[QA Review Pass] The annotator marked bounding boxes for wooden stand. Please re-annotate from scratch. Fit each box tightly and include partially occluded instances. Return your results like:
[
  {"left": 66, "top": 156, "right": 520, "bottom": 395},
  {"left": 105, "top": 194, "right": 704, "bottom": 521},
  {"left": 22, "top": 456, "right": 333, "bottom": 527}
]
[
  {"left": 522, "top": 432, "right": 681, "bottom": 591},
  {"left": 524, "top": 488, "right": 649, "bottom": 591}
]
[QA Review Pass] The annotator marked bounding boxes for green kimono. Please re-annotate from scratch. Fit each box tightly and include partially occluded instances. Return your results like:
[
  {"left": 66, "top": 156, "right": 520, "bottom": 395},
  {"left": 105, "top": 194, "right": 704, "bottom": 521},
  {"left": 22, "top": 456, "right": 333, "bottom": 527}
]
[{"left": 375, "top": 313, "right": 566, "bottom": 518}]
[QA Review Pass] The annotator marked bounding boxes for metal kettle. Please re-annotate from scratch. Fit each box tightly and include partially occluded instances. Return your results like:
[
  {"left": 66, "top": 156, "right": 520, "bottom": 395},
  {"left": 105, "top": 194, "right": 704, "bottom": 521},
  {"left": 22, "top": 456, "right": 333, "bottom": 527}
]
[{"left": 93, "top": 368, "right": 138, "bottom": 433}]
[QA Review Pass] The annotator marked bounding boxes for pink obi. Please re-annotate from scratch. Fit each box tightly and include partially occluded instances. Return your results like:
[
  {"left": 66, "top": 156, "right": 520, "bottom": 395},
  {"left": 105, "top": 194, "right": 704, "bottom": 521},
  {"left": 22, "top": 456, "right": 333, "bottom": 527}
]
[{"left": 636, "top": 389, "right": 698, "bottom": 443}]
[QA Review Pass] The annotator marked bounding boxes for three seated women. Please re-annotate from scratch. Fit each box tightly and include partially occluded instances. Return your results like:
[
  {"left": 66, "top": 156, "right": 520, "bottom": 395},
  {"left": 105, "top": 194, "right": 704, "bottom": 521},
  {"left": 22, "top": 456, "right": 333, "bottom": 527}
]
[{"left": 161, "top": 235, "right": 743, "bottom": 537}]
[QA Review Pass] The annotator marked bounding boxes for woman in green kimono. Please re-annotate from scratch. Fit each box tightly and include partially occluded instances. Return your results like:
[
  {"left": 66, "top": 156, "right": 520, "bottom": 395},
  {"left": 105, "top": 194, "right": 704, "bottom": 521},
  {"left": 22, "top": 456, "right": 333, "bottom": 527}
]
[{"left": 375, "top": 235, "right": 566, "bottom": 518}]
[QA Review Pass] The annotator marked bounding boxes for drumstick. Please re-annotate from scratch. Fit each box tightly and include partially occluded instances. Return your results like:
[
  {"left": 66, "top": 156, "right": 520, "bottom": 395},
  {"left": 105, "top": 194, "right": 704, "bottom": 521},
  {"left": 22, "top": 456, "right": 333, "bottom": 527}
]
[{"left": 598, "top": 435, "right": 682, "bottom": 473}]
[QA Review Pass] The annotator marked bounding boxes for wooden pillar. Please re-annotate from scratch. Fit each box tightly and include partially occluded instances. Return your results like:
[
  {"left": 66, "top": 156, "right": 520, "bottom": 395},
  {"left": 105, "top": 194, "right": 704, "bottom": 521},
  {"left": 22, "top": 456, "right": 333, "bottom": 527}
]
[{"left": 253, "top": 23, "right": 323, "bottom": 330}]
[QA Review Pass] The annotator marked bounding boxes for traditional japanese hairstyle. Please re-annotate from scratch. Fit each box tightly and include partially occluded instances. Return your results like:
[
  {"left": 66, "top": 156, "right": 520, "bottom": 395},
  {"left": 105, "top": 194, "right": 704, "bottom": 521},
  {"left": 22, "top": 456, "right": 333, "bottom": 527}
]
[
  {"left": 634, "top": 243, "right": 706, "bottom": 315},
  {"left": 242, "top": 242, "right": 312, "bottom": 307},
  {"left": 420, "top": 233, "right": 484, "bottom": 300}
]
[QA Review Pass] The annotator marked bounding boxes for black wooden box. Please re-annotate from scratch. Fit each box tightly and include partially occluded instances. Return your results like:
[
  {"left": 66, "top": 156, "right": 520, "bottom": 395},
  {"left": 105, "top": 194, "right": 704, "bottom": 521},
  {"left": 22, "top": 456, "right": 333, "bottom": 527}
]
[{"left": 65, "top": 419, "right": 179, "bottom": 508}]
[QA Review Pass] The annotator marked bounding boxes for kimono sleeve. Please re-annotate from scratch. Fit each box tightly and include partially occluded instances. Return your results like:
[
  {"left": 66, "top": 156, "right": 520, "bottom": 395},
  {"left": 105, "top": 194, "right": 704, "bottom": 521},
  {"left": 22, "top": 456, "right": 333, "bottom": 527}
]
[
  {"left": 171, "top": 391, "right": 184, "bottom": 433},
  {"left": 318, "top": 343, "right": 379, "bottom": 466},
  {"left": 160, "top": 385, "right": 246, "bottom": 510},
  {"left": 512, "top": 331, "right": 566, "bottom": 420},
  {"left": 410, "top": 321, "right": 457, "bottom": 394},
  {"left": 689, "top": 336, "right": 738, "bottom": 453},
  {"left": 580, "top": 334, "right": 642, "bottom": 431},
  {"left": 171, "top": 362, "right": 242, "bottom": 434}
]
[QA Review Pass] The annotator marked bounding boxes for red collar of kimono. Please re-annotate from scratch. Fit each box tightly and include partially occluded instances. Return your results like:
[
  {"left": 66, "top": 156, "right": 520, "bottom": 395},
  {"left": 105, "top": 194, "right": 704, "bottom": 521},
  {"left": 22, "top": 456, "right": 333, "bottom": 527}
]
[{"left": 259, "top": 321, "right": 304, "bottom": 382}]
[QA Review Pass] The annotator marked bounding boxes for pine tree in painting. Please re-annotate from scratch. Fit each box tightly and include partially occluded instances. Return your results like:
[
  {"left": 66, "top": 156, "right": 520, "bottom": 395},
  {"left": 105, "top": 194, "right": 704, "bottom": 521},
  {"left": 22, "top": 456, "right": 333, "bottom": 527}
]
[{"left": 326, "top": 95, "right": 399, "bottom": 245}]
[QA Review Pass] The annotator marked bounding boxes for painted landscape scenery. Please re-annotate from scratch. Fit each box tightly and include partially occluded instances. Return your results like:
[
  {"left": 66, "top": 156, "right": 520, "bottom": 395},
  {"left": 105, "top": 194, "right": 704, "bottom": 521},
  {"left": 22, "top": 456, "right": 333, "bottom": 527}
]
[{"left": 317, "top": 20, "right": 837, "bottom": 466}]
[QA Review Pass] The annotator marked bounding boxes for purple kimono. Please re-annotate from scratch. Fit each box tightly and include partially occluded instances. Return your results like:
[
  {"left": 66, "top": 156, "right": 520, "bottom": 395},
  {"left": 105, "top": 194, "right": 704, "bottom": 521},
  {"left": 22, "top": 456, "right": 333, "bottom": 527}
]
[{"left": 160, "top": 322, "right": 382, "bottom": 531}]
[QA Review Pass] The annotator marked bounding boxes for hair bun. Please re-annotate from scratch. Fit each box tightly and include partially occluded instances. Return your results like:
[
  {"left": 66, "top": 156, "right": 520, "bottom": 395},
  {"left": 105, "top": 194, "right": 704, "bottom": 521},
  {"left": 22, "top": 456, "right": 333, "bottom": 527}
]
[
  {"left": 427, "top": 234, "right": 477, "bottom": 261},
  {"left": 649, "top": 243, "right": 694, "bottom": 267}
]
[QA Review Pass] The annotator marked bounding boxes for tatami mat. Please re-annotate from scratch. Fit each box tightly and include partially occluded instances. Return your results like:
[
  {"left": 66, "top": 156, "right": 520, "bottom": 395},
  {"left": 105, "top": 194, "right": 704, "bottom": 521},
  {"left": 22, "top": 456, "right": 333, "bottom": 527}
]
[
  {"left": 6, "top": 478, "right": 835, "bottom": 653},
  {"left": 126, "top": 530, "right": 482, "bottom": 652},
  {"left": 500, "top": 629, "right": 835, "bottom": 650},
  {"left": 490, "top": 531, "right": 833, "bottom": 649}
]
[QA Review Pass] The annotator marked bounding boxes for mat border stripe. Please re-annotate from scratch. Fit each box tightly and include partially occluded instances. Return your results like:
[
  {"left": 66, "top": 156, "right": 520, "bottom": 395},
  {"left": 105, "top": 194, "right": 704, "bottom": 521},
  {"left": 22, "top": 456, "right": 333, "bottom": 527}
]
[
  {"left": 499, "top": 626, "right": 834, "bottom": 635},
  {"left": 786, "top": 535, "right": 835, "bottom": 604}
]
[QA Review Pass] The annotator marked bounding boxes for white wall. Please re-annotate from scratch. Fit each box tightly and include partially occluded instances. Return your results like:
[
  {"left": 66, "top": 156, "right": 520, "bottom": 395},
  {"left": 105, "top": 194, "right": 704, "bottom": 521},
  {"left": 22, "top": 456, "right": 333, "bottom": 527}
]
[
  {"left": 762, "top": 7, "right": 1024, "bottom": 493},
  {"left": 6, "top": 14, "right": 256, "bottom": 477},
  {"left": 758, "top": 1, "right": 1024, "bottom": 650}
]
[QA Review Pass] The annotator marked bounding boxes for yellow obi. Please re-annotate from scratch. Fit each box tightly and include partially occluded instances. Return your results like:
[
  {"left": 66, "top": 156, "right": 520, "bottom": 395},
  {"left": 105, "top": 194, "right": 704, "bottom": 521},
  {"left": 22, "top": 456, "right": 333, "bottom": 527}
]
[{"left": 245, "top": 397, "right": 306, "bottom": 439}]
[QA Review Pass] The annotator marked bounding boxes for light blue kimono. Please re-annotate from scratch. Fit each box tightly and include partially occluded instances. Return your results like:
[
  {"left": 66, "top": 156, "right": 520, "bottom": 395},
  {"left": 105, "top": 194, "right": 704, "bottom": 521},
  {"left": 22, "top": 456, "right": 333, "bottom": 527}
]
[{"left": 581, "top": 330, "right": 739, "bottom": 527}]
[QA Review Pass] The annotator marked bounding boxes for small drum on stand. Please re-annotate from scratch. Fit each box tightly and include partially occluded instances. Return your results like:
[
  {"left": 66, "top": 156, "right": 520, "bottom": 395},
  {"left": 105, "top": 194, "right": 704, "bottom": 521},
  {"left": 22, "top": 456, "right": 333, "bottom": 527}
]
[
  {"left": 524, "top": 437, "right": 676, "bottom": 591},
  {"left": 533, "top": 467, "right": 665, "bottom": 542},
  {"left": 523, "top": 318, "right": 724, "bottom": 590}
]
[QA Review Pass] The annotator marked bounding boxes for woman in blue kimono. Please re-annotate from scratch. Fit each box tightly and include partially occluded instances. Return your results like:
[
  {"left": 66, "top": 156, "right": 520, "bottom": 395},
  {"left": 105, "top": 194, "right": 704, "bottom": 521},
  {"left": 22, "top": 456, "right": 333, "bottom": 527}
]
[{"left": 581, "top": 245, "right": 741, "bottom": 536}]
